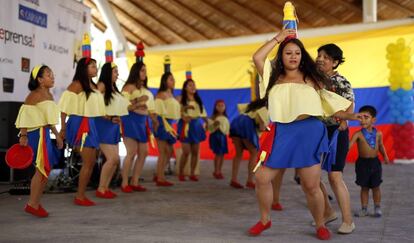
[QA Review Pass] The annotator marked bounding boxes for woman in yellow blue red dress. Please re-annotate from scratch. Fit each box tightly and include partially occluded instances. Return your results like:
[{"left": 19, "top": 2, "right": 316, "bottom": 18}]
[
  {"left": 120, "top": 62, "right": 157, "bottom": 192},
  {"left": 177, "top": 78, "right": 207, "bottom": 181},
  {"left": 248, "top": 29, "right": 360, "bottom": 240},
  {"left": 15, "top": 65, "right": 63, "bottom": 217},
  {"left": 95, "top": 62, "right": 129, "bottom": 198},
  {"left": 229, "top": 102, "right": 268, "bottom": 189},
  {"left": 59, "top": 57, "right": 106, "bottom": 206},
  {"left": 153, "top": 66, "right": 181, "bottom": 186}
]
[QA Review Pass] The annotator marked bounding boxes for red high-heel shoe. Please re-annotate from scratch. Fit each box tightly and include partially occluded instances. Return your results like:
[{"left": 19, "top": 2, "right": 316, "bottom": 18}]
[
  {"left": 248, "top": 220, "right": 271, "bottom": 236},
  {"left": 130, "top": 184, "right": 147, "bottom": 192},
  {"left": 156, "top": 180, "right": 174, "bottom": 187},
  {"left": 245, "top": 181, "right": 256, "bottom": 189},
  {"left": 96, "top": 190, "right": 115, "bottom": 199},
  {"left": 121, "top": 185, "right": 133, "bottom": 193},
  {"left": 178, "top": 175, "right": 186, "bottom": 181},
  {"left": 230, "top": 180, "right": 244, "bottom": 189},
  {"left": 24, "top": 204, "right": 49, "bottom": 217},
  {"left": 152, "top": 175, "right": 158, "bottom": 182},
  {"left": 271, "top": 203, "right": 283, "bottom": 211},
  {"left": 316, "top": 226, "right": 331, "bottom": 240},
  {"left": 213, "top": 172, "right": 220, "bottom": 179},
  {"left": 217, "top": 173, "right": 224, "bottom": 179},
  {"left": 189, "top": 175, "right": 199, "bottom": 181},
  {"left": 74, "top": 197, "right": 96, "bottom": 206}
]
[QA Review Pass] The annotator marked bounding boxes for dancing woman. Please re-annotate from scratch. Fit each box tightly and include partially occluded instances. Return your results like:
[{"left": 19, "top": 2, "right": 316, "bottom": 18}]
[{"left": 248, "top": 29, "right": 360, "bottom": 240}]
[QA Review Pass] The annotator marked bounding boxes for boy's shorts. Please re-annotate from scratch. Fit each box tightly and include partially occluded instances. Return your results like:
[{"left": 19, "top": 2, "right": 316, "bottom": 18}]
[{"left": 355, "top": 157, "right": 382, "bottom": 188}]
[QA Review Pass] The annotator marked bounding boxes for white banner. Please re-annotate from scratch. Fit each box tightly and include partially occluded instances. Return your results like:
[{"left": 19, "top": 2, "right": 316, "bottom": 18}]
[{"left": 0, "top": 0, "right": 91, "bottom": 101}]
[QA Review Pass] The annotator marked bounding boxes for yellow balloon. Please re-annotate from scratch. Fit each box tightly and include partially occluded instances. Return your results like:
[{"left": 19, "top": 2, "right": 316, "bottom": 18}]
[
  {"left": 390, "top": 82, "right": 400, "bottom": 91},
  {"left": 402, "top": 82, "right": 413, "bottom": 90},
  {"left": 386, "top": 43, "right": 395, "bottom": 53},
  {"left": 403, "top": 76, "right": 412, "bottom": 83},
  {"left": 388, "top": 76, "right": 396, "bottom": 84},
  {"left": 386, "top": 53, "right": 392, "bottom": 60},
  {"left": 397, "top": 38, "right": 405, "bottom": 46},
  {"left": 388, "top": 44, "right": 397, "bottom": 54},
  {"left": 403, "top": 62, "right": 413, "bottom": 70}
]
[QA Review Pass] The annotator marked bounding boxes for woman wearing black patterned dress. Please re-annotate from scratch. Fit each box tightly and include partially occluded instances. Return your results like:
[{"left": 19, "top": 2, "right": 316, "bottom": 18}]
[{"left": 316, "top": 43, "right": 355, "bottom": 234}]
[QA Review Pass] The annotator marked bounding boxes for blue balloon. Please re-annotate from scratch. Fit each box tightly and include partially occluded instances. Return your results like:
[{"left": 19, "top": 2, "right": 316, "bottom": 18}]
[
  {"left": 391, "top": 95, "right": 400, "bottom": 104},
  {"left": 397, "top": 116, "right": 407, "bottom": 124},
  {"left": 404, "top": 110, "right": 413, "bottom": 118},
  {"left": 391, "top": 110, "right": 401, "bottom": 118},
  {"left": 396, "top": 89, "right": 405, "bottom": 97},
  {"left": 402, "top": 96, "right": 413, "bottom": 104}
]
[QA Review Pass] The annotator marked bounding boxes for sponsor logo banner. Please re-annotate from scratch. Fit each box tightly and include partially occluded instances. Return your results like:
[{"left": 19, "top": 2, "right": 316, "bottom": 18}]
[
  {"left": 0, "top": 27, "right": 35, "bottom": 47},
  {"left": 18, "top": 4, "right": 48, "bottom": 28}
]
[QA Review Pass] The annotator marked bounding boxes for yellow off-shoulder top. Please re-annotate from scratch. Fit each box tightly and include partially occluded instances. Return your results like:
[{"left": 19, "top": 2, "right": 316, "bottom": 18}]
[
  {"left": 183, "top": 101, "right": 207, "bottom": 118},
  {"left": 238, "top": 104, "right": 269, "bottom": 126},
  {"left": 58, "top": 90, "right": 106, "bottom": 117},
  {"left": 259, "top": 58, "right": 351, "bottom": 123},
  {"left": 105, "top": 92, "right": 129, "bottom": 116},
  {"left": 123, "top": 88, "right": 155, "bottom": 113},
  {"left": 154, "top": 97, "right": 181, "bottom": 120},
  {"left": 208, "top": 115, "right": 230, "bottom": 135},
  {"left": 15, "top": 100, "right": 59, "bottom": 130}
]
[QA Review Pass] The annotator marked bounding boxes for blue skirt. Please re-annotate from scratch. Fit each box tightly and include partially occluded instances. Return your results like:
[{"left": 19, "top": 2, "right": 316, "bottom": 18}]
[
  {"left": 265, "top": 117, "right": 329, "bottom": 169},
  {"left": 95, "top": 117, "right": 121, "bottom": 145},
  {"left": 66, "top": 115, "right": 99, "bottom": 149},
  {"left": 229, "top": 114, "right": 259, "bottom": 149},
  {"left": 209, "top": 130, "right": 228, "bottom": 155},
  {"left": 28, "top": 127, "right": 59, "bottom": 167},
  {"left": 121, "top": 112, "right": 148, "bottom": 143},
  {"left": 177, "top": 118, "right": 206, "bottom": 144},
  {"left": 154, "top": 116, "right": 176, "bottom": 145}
]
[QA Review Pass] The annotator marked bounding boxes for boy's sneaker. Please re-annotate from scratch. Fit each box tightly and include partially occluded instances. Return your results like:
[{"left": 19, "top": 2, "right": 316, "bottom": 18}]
[
  {"left": 354, "top": 208, "right": 368, "bottom": 217},
  {"left": 373, "top": 206, "right": 382, "bottom": 217}
]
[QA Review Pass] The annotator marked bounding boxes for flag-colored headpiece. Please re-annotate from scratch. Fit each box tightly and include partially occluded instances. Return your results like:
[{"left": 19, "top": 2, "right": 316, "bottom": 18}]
[
  {"left": 185, "top": 64, "right": 192, "bottom": 80},
  {"left": 282, "top": 1, "right": 298, "bottom": 39},
  {"left": 82, "top": 33, "right": 91, "bottom": 58},
  {"left": 164, "top": 55, "right": 171, "bottom": 73},
  {"left": 105, "top": 40, "right": 113, "bottom": 63},
  {"left": 104, "top": 40, "right": 117, "bottom": 68}
]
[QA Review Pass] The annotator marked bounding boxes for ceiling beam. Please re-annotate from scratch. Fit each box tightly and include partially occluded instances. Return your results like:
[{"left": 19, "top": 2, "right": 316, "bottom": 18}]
[
  {"left": 111, "top": 0, "right": 186, "bottom": 44},
  {"left": 85, "top": 0, "right": 140, "bottom": 45},
  {"left": 210, "top": 0, "right": 279, "bottom": 33},
  {"left": 389, "top": 0, "right": 414, "bottom": 12},
  {"left": 233, "top": 0, "right": 312, "bottom": 29},
  {"left": 177, "top": 0, "right": 255, "bottom": 36},
  {"left": 201, "top": 0, "right": 257, "bottom": 33},
  {"left": 152, "top": 0, "right": 230, "bottom": 39},
  {"left": 131, "top": 0, "right": 207, "bottom": 42},
  {"left": 294, "top": 0, "right": 344, "bottom": 25},
  {"left": 91, "top": 16, "right": 106, "bottom": 32},
  {"left": 267, "top": 0, "right": 343, "bottom": 27},
  {"left": 95, "top": 0, "right": 129, "bottom": 52},
  {"left": 332, "top": 0, "right": 362, "bottom": 14},
  {"left": 382, "top": 0, "right": 414, "bottom": 16},
  {"left": 110, "top": 3, "right": 166, "bottom": 46}
]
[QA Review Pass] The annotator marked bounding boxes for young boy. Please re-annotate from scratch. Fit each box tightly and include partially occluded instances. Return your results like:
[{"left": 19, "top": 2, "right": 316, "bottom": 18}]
[{"left": 349, "top": 105, "right": 389, "bottom": 217}]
